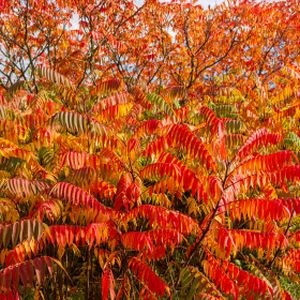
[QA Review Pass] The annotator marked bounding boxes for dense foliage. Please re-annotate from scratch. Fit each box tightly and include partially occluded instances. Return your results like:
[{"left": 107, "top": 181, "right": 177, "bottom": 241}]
[{"left": 0, "top": 0, "right": 300, "bottom": 299}]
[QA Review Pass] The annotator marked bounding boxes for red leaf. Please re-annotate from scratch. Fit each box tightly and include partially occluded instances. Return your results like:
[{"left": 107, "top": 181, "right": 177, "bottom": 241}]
[
  {"left": 129, "top": 257, "right": 170, "bottom": 297},
  {"left": 102, "top": 267, "right": 115, "bottom": 300}
]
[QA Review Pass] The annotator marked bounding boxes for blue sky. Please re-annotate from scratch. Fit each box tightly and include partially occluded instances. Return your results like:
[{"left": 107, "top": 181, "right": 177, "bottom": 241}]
[
  {"left": 197, "top": 0, "right": 224, "bottom": 7},
  {"left": 136, "top": 0, "right": 225, "bottom": 8},
  {"left": 70, "top": 0, "right": 225, "bottom": 29}
]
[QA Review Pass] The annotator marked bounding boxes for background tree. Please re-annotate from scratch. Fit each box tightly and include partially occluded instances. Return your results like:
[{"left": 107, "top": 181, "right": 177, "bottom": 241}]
[{"left": 0, "top": 0, "right": 300, "bottom": 299}]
